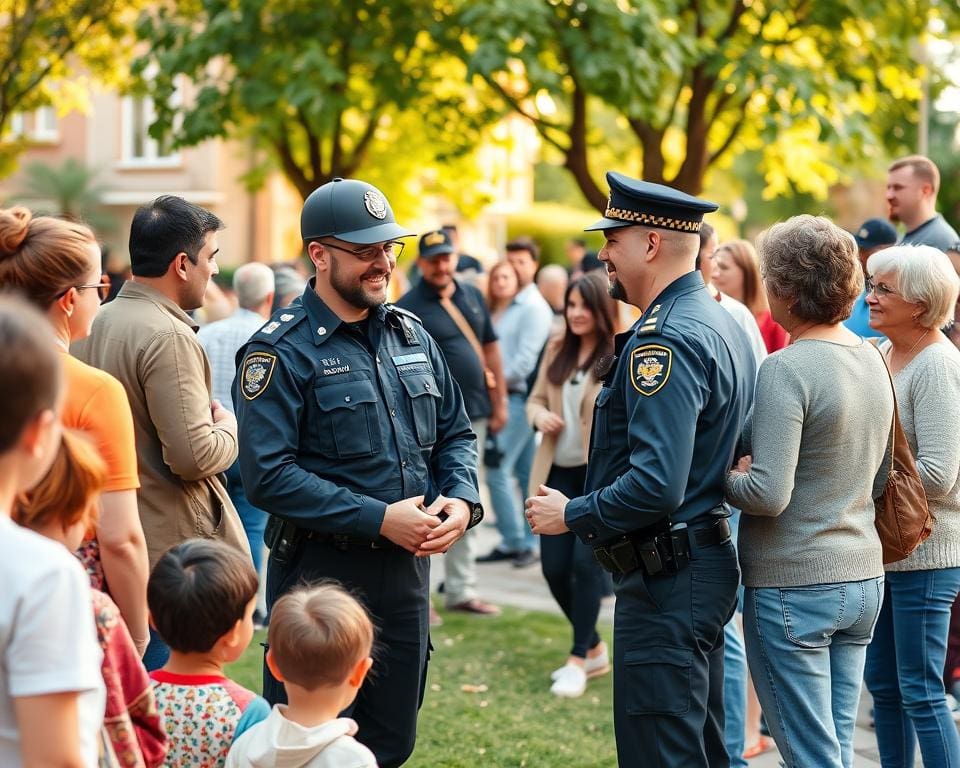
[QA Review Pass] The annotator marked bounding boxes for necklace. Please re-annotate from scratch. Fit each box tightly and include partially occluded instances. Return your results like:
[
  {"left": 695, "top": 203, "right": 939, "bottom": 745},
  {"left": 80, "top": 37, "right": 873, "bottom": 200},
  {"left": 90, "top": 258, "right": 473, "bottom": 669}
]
[
  {"left": 789, "top": 323, "right": 817, "bottom": 343},
  {"left": 888, "top": 329, "right": 928, "bottom": 364}
]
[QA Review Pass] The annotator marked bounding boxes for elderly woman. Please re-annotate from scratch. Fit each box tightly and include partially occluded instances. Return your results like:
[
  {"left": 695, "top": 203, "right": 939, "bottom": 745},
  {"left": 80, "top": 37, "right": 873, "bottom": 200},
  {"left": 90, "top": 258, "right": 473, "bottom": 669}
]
[
  {"left": 725, "top": 215, "right": 892, "bottom": 768},
  {"left": 861, "top": 244, "right": 960, "bottom": 768}
]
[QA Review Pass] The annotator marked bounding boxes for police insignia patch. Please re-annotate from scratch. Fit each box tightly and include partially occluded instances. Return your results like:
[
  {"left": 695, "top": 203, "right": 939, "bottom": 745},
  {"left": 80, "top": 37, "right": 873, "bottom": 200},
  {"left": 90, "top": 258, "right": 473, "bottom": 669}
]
[
  {"left": 241, "top": 352, "right": 277, "bottom": 400},
  {"left": 363, "top": 190, "right": 387, "bottom": 220},
  {"left": 630, "top": 344, "right": 671, "bottom": 396}
]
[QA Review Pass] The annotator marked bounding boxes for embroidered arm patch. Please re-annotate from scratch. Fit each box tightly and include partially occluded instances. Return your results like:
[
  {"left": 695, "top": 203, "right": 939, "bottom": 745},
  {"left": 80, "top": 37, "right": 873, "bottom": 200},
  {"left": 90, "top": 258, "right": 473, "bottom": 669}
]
[
  {"left": 240, "top": 352, "right": 278, "bottom": 400},
  {"left": 630, "top": 344, "right": 672, "bottom": 396}
]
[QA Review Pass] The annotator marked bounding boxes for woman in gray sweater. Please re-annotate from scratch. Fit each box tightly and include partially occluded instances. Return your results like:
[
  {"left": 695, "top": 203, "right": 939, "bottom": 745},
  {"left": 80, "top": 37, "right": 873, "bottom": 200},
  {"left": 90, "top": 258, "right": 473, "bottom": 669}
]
[
  {"left": 862, "top": 244, "right": 960, "bottom": 768},
  {"left": 725, "top": 215, "right": 892, "bottom": 768}
]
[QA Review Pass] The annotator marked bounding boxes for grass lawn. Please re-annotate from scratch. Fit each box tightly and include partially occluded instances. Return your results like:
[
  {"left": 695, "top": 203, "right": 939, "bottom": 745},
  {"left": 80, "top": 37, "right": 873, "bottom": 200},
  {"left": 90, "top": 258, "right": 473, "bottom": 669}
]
[{"left": 227, "top": 606, "right": 617, "bottom": 767}]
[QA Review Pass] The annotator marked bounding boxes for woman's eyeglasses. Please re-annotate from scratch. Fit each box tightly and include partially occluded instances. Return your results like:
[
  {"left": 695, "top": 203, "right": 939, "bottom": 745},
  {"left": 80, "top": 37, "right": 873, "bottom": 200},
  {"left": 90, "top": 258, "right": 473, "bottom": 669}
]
[
  {"left": 56, "top": 275, "right": 112, "bottom": 304},
  {"left": 865, "top": 276, "right": 899, "bottom": 298}
]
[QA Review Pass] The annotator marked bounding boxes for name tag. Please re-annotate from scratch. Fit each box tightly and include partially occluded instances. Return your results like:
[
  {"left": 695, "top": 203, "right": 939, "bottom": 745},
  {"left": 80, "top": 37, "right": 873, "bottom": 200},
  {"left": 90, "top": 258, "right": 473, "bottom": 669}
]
[{"left": 392, "top": 352, "right": 429, "bottom": 366}]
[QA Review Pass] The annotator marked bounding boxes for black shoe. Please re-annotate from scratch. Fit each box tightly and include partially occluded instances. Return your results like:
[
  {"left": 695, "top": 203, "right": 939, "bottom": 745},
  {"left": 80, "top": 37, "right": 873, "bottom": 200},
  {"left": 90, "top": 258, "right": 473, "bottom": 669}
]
[
  {"left": 512, "top": 549, "right": 539, "bottom": 568},
  {"left": 476, "top": 547, "right": 517, "bottom": 563}
]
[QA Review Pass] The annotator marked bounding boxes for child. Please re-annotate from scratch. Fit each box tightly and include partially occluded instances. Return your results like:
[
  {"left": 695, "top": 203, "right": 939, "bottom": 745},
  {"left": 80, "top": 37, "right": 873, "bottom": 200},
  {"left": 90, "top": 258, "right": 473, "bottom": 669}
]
[
  {"left": 226, "top": 583, "right": 377, "bottom": 768},
  {"left": 148, "top": 539, "right": 270, "bottom": 765},
  {"left": 14, "top": 429, "right": 167, "bottom": 768},
  {"left": 0, "top": 295, "right": 104, "bottom": 767}
]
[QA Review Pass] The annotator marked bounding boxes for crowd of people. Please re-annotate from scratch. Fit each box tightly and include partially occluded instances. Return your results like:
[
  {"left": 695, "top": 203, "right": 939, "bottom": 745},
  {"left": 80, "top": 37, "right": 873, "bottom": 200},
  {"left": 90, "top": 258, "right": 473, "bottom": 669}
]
[{"left": 0, "top": 152, "right": 958, "bottom": 768}]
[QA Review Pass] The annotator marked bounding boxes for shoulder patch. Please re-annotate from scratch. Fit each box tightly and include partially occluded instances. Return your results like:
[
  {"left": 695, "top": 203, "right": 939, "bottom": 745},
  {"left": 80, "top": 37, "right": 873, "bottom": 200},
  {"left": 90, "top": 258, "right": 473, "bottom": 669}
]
[
  {"left": 630, "top": 344, "right": 672, "bottom": 396},
  {"left": 252, "top": 307, "right": 306, "bottom": 345},
  {"left": 240, "top": 352, "right": 278, "bottom": 400}
]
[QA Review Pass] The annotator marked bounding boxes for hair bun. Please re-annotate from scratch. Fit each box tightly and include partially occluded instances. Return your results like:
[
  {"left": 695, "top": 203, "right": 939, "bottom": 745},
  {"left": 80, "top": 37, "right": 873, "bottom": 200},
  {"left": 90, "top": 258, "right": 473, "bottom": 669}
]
[{"left": 0, "top": 206, "right": 32, "bottom": 258}]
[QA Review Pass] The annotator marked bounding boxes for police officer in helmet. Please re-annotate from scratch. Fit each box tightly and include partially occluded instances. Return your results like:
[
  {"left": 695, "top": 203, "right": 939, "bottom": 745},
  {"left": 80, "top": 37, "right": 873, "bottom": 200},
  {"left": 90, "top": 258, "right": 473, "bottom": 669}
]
[
  {"left": 526, "top": 172, "right": 756, "bottom": 768},
  {"left": 234, "top": 178, "right": 482, "bottom": 767}
]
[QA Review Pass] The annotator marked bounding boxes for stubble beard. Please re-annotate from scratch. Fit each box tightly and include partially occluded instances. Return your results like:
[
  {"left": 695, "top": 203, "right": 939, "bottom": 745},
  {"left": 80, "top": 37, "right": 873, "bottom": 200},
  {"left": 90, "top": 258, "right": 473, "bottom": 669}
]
[{"left": 330, "top": 254, "right": 391, "bottom": 310}]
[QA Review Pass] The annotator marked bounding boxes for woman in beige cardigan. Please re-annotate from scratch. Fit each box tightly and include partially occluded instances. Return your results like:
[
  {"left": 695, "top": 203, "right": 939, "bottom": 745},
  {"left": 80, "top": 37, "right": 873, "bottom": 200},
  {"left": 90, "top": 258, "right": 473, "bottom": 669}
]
[{"left": 527, "top": 271, "right": 616, "bottom": 698}]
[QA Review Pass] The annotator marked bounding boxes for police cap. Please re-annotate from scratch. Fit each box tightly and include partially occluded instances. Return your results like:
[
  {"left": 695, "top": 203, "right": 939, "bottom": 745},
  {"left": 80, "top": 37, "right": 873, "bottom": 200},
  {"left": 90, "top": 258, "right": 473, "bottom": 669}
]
[
  {"left": 301, "top": 178, "right": 414, "bottom": 245},
  {"left": 418, "top": 229, "right": 455, "bottom": 259},
  {"left": 586, "top": 171, "right": 719, "bottom": 234}
]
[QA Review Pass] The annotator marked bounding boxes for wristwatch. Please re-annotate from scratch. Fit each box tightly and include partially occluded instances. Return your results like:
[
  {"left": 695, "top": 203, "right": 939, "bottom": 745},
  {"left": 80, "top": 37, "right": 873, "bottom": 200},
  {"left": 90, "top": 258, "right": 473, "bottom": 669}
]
[{"left": 466, "top": 501, "right": 484, "bottom": 530}]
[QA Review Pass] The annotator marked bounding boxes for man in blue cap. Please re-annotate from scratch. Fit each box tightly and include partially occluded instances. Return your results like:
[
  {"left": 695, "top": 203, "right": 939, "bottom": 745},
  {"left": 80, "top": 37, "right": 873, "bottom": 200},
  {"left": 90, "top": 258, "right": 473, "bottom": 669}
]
[
  {"left": 526, "top": 172, "right": 756, "bottom": 767},
  {"left": 843, "top": 216, "right": 898, "bottom": 338},
  {"left": 233, "top": 178, "right": 483, "bottom": 767}
]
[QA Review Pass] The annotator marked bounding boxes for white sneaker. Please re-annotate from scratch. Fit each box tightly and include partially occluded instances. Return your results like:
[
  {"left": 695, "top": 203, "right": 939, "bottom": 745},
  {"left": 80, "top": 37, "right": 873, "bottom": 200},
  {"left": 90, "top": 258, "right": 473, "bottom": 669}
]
[
  {"left": 551, "top": 646, "right": 610, "bottom": 681},
  {"left": 550, "top": 663, "right": 588, "bottom": 698}
]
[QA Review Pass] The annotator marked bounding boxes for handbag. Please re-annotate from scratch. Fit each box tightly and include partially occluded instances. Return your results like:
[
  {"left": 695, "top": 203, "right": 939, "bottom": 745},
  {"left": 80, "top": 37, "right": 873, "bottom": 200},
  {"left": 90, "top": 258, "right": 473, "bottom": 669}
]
[{"left": 871, "top": 342, "right": 933, "bottom": 564}]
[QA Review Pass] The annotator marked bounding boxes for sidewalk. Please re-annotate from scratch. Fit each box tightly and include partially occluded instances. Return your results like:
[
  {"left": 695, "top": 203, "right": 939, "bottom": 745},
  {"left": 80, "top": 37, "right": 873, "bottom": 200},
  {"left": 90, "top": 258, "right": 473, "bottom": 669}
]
[{"left": 433, "top": 517, "right": 886, "bottom": 768}]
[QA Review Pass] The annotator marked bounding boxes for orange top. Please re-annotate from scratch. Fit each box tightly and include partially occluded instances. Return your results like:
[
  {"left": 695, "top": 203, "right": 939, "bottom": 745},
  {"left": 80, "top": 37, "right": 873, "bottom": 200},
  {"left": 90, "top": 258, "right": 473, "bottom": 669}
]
[{"left": 63, "top": 352, "right": 140, "bottom": 492}]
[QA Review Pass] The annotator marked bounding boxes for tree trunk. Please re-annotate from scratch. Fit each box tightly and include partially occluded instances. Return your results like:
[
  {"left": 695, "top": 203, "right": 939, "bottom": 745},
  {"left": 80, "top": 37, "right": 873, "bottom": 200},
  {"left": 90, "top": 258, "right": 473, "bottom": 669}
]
[{"left": 564, "top": 84, "right": 607, "bottom": 212}]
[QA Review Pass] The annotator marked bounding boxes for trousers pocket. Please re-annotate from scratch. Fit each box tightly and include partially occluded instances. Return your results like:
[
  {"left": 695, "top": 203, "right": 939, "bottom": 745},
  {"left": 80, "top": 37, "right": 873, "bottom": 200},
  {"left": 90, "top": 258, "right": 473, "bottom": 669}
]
[
  {"left": 623, "top": 646, "right": 692, "bottom": 716},
  {"left": 779, "top": 584, "right": 843, "bottom": 648}
]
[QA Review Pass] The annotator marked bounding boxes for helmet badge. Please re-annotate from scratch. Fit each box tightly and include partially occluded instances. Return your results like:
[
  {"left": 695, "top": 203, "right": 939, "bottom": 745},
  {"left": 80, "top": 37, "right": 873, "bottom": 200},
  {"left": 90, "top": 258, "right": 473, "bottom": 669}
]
[{"left": 364, "top": 190, "right": 387, "bottom": 220}]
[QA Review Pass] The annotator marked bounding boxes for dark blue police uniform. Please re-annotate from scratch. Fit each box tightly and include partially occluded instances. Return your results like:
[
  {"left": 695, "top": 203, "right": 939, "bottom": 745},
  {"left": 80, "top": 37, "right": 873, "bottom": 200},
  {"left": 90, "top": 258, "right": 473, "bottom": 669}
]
[
  {"left": 565, "top": 173, "right": 757, "bottom": 768},
  {"left": 233, "top": 280, "right": 480, "bottom": 768}
]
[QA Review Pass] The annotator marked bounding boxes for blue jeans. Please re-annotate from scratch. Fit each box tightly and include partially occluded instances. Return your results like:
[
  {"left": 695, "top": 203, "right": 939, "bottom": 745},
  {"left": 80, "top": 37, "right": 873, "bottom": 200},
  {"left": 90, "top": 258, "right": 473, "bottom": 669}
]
[
  {"left": 864, "top": 568, "right": 960, "bottom": 768},
  {"left": 485, "top": 394, "right": 537, "bottom": 553},
  {"left": 722, "top": 509, "right": 748, "bottom": 768},
  {"left": 744, "top": 577, "right": 884, "bottom": 768},
  {"left": 225, "top": 458, "right": 267, "bottom": 575}
]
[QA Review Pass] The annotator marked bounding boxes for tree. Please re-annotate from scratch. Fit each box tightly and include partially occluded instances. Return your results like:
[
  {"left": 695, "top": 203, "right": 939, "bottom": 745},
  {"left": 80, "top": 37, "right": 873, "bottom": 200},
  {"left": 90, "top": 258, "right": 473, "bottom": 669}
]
[
  {"left": 15, "top": 158, "right": 114, "bottom": 232},
  {"left": 460, "top": 0, "right": 960, "bottom": 209},
  {"left": 0, "top": 0, "right": 142, "bottom": 177},
  {"left": 136, "top": 0, "right": 493, "bottom": 202}
]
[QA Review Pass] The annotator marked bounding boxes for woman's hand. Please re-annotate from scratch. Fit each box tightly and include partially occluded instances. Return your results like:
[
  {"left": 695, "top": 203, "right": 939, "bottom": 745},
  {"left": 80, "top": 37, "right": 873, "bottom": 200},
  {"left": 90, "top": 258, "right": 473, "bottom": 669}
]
[
  {"left": 735, "top": 455, "right": 753, "bottom": 473},
  {"left": 535, "top": 412, "right": 565, "bottom": 436}
]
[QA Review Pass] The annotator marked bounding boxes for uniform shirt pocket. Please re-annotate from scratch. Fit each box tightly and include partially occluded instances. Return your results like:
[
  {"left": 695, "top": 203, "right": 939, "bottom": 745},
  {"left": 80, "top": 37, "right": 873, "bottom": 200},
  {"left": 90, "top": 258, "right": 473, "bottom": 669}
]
[
  {"left": 623, "top": 646, "right": 692, "bottom": 716},
  {"left": 591, "top": 387, "right": 614, "bottom": 451},
  {"left": 399, "top": 373, "right": 441, "bottom": 448},
  {"left": 314, "top": 379, "right": 382, "bottom": 458}
]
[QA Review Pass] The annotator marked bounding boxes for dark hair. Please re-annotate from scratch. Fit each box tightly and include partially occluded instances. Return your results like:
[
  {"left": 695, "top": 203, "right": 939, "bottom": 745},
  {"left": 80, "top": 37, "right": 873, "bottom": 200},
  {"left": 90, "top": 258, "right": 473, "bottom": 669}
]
[
  {"left": 148, "top": 539, "right": 258, "bottom": 653},
  {"left": 505, "top": 237, "right": 540, "bottom": 262},
  {"left": 698, "top": 222, "right": 715, "bottom": 251},
  {"left": 715, "top": 239, "right": 767, "bottom": 315},
  {"left": 130, "top": 195, "right": 224, "bottom": 278},
  {"left": 441, "top": 224, "right": 458, "bottom": 235},
  {"left": 547, "top": 272, "right": 616, "bottom": 386}
]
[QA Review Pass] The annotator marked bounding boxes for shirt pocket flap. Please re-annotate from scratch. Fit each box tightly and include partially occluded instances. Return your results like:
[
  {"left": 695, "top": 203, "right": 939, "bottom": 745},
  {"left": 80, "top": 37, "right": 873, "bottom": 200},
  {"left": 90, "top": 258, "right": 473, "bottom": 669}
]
[
  {"left": 315, "top": 379, "right": 378, "bottom": 412},
  {"left": 399, "top": 373, "right": 440, "bottom": 400},
  {"left": 594, "top": 387, "right": 613, "bottom": 408}
]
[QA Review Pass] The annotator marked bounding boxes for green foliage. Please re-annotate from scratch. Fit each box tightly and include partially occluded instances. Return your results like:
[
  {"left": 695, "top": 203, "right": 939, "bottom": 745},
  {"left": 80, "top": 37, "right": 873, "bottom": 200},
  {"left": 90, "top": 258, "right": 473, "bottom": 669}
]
[
  {"left": 0, "top": 0, "right": 143, "bottom": 176},
  {"left": 507, "top": 203, "right": 608, "bottom": 267},
  {"left": 135, "top": 0, "right": 495, "bottom": 202},
  {"left": 14, "top": 158, "right": 114, "bottom": 232},
  {"left": 227, "top": 608, "right": 616, "bottom": 768}
]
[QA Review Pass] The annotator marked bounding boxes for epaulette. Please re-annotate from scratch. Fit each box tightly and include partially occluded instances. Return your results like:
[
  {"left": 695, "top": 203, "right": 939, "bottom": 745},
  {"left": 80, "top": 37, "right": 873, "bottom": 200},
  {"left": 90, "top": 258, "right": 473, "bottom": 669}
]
[
  {"left": 248, "top": 305, "right": 307, "bottom": 346},
  {"left": 636, "top": 296, "right": 679, "bottom": 336},
  {"left": 387, "top": 304, "right": 424, "bottom": 325}
]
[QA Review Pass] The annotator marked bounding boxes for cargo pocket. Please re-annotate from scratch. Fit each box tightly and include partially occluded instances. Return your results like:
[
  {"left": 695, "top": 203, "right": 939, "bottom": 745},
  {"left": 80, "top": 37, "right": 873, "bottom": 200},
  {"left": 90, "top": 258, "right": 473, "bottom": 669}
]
[
  {"left": 400, "top": 373, "right": 441, "bottom": 447},
  {"left": 314, "top": 379, "right": 381, "bottom": 458},
  {"left": 592, "top": 388, "right": 613, "bottom": 450},
  {"left": 623, "top": 646, "right": 692, "bottom": 716}
]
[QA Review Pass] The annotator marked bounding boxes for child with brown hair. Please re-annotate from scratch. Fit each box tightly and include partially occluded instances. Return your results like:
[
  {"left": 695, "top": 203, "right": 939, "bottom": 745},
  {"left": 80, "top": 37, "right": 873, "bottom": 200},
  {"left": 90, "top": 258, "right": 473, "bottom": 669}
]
[
  {"left": 14, "top": 429, "right": 167, "bottom": 767},
  {"left": 226, "top": 583, "right": 377, "bottom": 768}
]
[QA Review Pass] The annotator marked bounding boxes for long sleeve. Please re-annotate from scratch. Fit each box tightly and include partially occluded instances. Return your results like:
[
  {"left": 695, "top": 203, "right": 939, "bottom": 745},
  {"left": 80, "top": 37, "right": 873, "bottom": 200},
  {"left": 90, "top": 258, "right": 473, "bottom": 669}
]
[{"left": 906, "top": 352, "right": 960, "bottom": 500}]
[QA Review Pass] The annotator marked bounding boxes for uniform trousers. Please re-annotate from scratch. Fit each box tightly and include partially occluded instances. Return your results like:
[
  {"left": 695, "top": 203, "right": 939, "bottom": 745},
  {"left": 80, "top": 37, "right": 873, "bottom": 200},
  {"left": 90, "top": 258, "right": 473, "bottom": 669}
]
[
  {"left": 264, "top": 538, "right": 430, "bottom": 768},
  {"left": 612, "top": 533, "right": 739, "bottom": 768}
]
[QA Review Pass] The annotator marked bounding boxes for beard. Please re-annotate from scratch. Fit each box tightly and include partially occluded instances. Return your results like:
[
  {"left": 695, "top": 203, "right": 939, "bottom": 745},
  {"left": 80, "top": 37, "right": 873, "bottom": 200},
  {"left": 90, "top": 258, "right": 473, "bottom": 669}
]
[
  {"left": 608, "top": 275, "right": 626, "bottom": 302},
  {"left": 330, "top": 253, "right": 391, "bottom": 309}
]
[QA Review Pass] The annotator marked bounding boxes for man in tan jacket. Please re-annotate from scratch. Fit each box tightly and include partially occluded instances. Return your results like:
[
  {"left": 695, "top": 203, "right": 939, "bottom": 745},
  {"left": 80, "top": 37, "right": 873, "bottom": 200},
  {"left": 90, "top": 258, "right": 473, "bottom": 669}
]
[{"left": 75, "top": 195, "right": 248, "bottom": 669}]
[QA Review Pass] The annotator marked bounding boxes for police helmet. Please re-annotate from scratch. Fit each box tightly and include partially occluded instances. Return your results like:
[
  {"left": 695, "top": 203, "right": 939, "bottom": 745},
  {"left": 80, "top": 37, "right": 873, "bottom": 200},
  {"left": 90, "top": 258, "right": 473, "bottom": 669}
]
[{"left": 300, "top": 178, "right": 414, "bottom": 245}]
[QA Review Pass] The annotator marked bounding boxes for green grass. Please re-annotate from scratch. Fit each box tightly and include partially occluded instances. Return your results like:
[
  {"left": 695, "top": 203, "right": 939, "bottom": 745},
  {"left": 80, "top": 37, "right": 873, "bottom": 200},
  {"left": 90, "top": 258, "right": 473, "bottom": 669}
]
[{"left": 227, "top": 606, "right": 617, "bottom": 767}]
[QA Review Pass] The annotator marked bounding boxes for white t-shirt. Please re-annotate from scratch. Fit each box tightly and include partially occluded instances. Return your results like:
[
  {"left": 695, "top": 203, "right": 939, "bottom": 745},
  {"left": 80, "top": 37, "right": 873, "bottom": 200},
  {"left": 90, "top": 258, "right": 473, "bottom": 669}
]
[
  {"left": 0, "top": 516, "right": 105, "bottom": 767},
  {"left": 718, "top": 292, "right": 768, "bottom": 369},
  {"left": 553, "top": 371, "right": 589, "bottom": 468}
]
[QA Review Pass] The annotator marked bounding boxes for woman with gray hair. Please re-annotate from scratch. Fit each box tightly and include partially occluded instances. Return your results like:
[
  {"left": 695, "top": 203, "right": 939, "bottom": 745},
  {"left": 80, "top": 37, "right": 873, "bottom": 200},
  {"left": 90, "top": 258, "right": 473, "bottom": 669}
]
[
  {"left": 725, "top": 214, "right": 892, "bottom": 768},
  {"left": 862, "top": 244, "right": 960, "bottom": 768}
]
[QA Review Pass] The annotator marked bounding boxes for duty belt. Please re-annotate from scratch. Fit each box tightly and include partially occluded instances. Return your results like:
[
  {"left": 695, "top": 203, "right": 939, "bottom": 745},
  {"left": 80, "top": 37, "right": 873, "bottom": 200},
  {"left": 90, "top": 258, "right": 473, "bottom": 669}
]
[{"left": 593, "top": 517, "right": 731, "bottom": 577}]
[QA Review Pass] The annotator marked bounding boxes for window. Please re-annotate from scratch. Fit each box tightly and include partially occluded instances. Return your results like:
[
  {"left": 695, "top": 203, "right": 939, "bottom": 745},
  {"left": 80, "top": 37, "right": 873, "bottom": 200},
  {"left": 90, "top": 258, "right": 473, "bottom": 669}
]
[
  {"left": 121, "top": 82, "right": 182, "bottom": 167},
  {"left": 32, "top": 107, "right": 58, "bottom": 141}
]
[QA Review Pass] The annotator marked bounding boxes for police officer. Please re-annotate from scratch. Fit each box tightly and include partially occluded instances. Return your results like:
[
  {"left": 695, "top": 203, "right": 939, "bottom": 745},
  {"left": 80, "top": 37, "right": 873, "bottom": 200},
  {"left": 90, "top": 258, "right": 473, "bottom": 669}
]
[
  {"left": 233, "top": 178, "right": 482, "bottom": 768},
  {"left": 525, "top": 172, "right": 756, "bottom": 768}
]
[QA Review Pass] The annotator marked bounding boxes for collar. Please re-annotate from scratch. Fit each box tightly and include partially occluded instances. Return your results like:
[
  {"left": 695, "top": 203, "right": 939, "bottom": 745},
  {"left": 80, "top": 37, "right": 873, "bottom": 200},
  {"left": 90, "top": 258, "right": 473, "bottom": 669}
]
[
  {"left": 904, "top": 214, "right": 942, "bottom": 238},
  {"left": 232, "top": 307, "right": 265, "bottom": 322},
  {"left": 120, "top": 281, "right": 199, "bottom": 331},
  {"left": 648, "top": 270, "right": 705, "bottom": 306},
  {"left": 415, "top": 277, "right": 460, "bottom": 301},
  {"left": 300, "top": 277, "right": 391, "bottom": 346},
  {"left": 513, "top": 283, "right": 539, "bottom": 306},
  {"left": 636, "top": 271, "right": 706, "bottom": 336}
]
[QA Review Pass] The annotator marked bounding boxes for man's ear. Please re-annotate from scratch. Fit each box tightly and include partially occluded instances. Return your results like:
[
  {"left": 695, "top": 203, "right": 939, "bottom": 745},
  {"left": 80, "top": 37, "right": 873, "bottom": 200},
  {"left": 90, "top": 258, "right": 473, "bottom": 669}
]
[
  {"left": 265, "top": 648, "right": 286, "bottom": 683},
  {"left": 173, "top": 252, "right": 190, "bottom": 281},
  {"left": 307, "top": 242, "right": 327, "bottom": 273},
  {"left": 347, "top": 656, "right": 373, "bottom": 689},
  {"left": 644, "top": 230, "right": 661, "bottom": 262}
]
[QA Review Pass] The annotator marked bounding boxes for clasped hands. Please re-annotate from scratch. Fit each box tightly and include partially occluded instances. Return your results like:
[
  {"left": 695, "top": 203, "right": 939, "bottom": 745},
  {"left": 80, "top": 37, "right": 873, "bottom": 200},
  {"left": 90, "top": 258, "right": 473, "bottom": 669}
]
[{"left": 380, "top": 494, "right": 470, "bottom": 556}]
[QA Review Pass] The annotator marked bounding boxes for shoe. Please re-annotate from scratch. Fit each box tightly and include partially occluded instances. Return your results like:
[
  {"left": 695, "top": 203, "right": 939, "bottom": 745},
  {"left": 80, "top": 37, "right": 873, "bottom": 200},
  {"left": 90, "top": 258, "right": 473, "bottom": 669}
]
[
  {"left": 512, "top": 549, "right": 539, "bottom": 568},
  {"left": 550, "top": 663, "right": 587, "bottom": 698},
  {"left": 551, "top": 645, "right": 610, "bottom": 681},
  {"left": 448, "top": 598, "right": 501, "bottom": 616},
  {"left": 429, "top": 604, "right": 443, "bottom": 627},
  {"left": 476, "top": 547, "right": 517, "bottom": 563},
  {"left": 743, "top": 736, "right": 774, "bottom": 760}
]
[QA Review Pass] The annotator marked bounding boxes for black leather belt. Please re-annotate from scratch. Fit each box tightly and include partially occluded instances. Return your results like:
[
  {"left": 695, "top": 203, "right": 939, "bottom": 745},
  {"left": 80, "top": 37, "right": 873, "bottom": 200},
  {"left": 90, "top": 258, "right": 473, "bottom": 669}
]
[
  {"left": 302, "top": 529, "right": 397, "bottom": 550},
  {"left": 593, "top": 517, "right": 731, "bottom": 577}
]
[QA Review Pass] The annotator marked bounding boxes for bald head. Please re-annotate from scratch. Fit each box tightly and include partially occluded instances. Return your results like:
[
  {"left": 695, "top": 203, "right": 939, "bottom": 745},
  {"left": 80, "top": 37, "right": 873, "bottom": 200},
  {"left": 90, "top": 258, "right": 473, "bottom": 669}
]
[{"left": 536, "top": 263, "right": 569, "bottom": 313}]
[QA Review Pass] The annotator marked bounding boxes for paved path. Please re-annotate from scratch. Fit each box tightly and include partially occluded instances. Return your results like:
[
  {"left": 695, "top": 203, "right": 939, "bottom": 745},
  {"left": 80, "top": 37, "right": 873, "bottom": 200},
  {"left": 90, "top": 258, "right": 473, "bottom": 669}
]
[{"left": 432, "top": 513, "right": 886, "bottom": 767}]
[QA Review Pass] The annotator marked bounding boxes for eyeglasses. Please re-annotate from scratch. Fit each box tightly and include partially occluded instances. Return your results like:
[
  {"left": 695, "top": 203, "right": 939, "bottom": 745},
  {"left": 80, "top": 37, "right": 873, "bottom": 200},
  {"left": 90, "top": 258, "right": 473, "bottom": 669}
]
[
  {"left": 865, "top": 276, "right": 899, "bottom": 298},
  {"left": 56, "top": 275, "right": 111, "bottom": 304},
  {"left": 322, "top": 240, "right": 405, "bottom": 262}
]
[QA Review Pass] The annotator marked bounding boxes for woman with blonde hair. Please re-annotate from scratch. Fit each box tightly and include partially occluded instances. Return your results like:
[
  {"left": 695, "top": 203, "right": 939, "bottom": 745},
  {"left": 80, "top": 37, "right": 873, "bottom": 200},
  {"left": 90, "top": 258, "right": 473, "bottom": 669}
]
[
  {"left": 863, "top": 244, "right": 960, "bottom": 768},
  {"left": 712, "top": 239, "right": 788, "bottom": 353},
  {"left": 0, "top": 206, "right": 149, "bottom": 656}
]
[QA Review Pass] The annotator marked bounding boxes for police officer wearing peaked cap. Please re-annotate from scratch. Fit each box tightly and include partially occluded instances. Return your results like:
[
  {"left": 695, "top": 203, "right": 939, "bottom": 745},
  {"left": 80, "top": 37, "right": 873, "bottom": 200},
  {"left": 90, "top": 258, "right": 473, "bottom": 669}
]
[
  {"left": 526, "top": 171, "right": 757, "bottom": 768},
  {"left": 233, "top": 178, "right": 482, "bottom": 768}
]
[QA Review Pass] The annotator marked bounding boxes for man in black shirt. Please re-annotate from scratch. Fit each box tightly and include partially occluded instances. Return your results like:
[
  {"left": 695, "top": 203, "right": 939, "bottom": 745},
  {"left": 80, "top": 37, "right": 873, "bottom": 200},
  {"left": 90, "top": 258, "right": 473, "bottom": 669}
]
[{"left": 397, "top": 229, "right": 505, "bottom": 616}]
